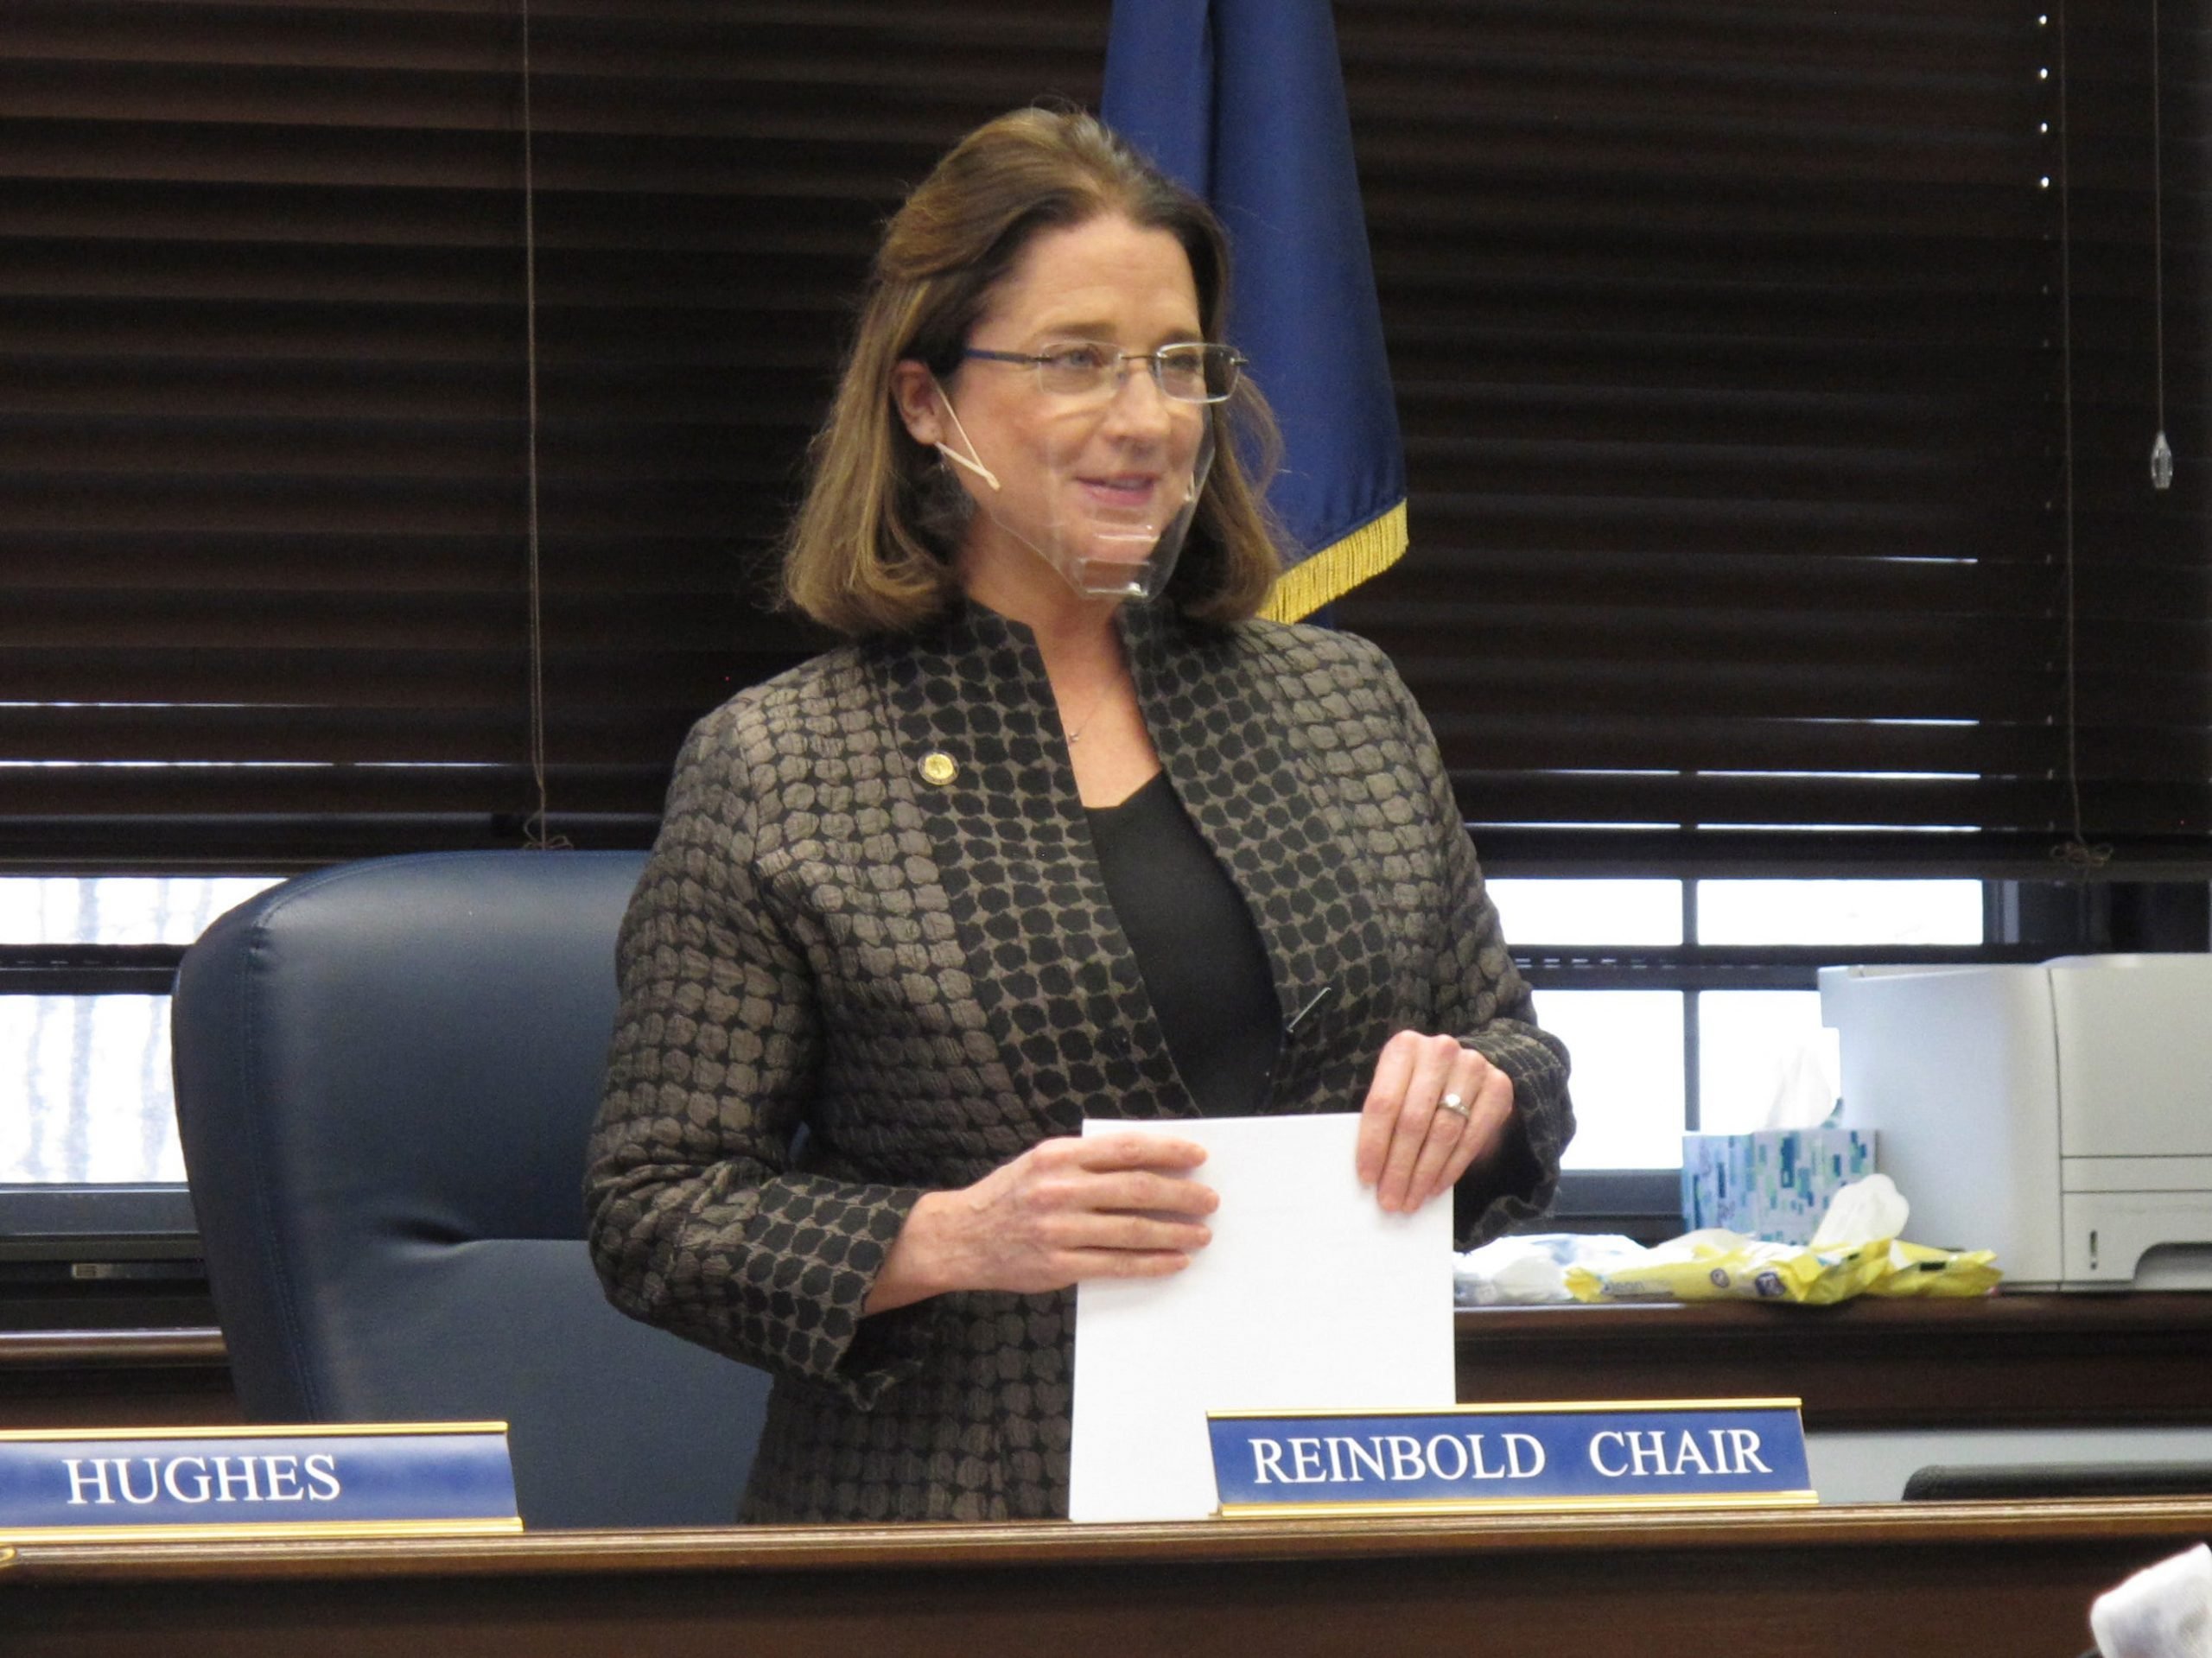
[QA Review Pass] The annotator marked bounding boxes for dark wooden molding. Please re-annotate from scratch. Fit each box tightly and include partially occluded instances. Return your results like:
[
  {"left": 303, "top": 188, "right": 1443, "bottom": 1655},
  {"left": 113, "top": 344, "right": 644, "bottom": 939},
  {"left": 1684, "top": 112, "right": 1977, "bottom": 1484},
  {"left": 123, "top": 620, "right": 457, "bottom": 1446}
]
[
  {"left": 0, "top": 1330, "right": 226, "bottom": 1368},
  {"left": 1455, "top": 1293, "right": 2212, "bottom": 1429},
  {"left": 0, "top": 1328, "right": 237, "bottom": 1432}
]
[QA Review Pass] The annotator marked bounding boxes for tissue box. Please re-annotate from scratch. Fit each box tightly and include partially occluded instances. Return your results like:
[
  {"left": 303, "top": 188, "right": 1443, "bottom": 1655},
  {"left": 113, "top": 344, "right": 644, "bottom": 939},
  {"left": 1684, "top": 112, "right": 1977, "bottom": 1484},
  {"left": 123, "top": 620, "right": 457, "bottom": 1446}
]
[{"left": 1681, "top": 1129, "right": 1876, "bottom": 1244}]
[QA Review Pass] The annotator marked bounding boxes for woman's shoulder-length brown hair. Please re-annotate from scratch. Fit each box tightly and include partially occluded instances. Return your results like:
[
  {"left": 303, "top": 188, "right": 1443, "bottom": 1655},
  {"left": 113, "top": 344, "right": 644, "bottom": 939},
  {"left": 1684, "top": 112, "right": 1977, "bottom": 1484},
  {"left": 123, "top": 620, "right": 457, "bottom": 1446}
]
[{"left": 780, "top": 105, "right": 1285, "bottom": 638}]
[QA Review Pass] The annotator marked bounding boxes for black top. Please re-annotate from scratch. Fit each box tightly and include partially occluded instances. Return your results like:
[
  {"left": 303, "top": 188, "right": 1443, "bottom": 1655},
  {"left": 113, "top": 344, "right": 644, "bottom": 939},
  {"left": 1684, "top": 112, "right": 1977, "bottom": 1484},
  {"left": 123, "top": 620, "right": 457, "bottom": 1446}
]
[{"left": 1085, "top": 770, "right": 1281, "bottom": 1116}]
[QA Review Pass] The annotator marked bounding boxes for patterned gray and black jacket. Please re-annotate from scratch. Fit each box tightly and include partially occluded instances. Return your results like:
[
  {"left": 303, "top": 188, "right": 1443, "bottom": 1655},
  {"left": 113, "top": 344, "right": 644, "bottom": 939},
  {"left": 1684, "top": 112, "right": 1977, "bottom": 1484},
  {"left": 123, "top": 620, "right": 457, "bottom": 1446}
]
[{"left": 585, "top": 598, "right": 1573, "bottom": 1524}]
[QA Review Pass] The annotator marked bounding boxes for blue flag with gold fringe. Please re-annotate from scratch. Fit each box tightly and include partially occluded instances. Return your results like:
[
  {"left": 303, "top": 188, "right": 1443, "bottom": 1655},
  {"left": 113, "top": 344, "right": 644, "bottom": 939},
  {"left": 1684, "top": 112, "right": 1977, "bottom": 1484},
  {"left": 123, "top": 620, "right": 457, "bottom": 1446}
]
[{"left": 1103, "top": 0, "right": 1408, "bottom": 619}]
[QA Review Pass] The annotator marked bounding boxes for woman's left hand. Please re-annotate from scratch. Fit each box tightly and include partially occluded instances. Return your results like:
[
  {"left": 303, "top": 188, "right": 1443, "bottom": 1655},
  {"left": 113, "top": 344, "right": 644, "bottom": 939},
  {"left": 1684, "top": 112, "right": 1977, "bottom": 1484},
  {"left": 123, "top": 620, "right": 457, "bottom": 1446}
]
[{"left": 1354, "top": 1029, "right": 1515, "bottom": 1214}]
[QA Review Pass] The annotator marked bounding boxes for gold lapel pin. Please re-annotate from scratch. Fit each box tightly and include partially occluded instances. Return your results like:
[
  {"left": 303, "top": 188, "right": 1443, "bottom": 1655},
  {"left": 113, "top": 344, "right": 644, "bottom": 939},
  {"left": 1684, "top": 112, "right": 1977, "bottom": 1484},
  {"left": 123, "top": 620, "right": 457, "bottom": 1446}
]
[{"left": 919, "top": 751, "right": 959, "bottom": 787}]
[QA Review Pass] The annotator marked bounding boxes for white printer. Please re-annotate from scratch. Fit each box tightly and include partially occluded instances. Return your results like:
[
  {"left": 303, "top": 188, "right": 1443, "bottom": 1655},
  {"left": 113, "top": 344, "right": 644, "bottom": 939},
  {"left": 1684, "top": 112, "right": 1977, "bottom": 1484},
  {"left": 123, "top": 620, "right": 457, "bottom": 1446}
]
[{"left": 1820, "top": 955, "right": 2212, "bottom": 1290}]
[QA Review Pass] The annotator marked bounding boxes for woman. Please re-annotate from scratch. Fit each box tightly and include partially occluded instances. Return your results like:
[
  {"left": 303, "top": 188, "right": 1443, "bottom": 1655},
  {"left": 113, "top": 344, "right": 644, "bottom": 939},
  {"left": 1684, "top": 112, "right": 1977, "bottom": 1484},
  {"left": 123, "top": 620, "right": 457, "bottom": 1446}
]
[{"left": 585, "top": 107, "right": 1571, "bottom": 1523}]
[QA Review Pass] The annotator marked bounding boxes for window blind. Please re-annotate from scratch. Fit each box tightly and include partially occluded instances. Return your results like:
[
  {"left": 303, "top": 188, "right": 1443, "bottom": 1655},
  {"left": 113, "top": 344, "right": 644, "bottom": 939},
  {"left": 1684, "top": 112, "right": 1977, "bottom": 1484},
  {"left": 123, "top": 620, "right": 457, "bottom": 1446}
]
[
  {"left": 2, "top": 1, "right": 2204, "bottom": 877},
  {"left": 1331, "top": 0, "right": 2209, "bottom": 874},
  {"left": 0, "top": 0, "right": 1109, "bottom": 867}
]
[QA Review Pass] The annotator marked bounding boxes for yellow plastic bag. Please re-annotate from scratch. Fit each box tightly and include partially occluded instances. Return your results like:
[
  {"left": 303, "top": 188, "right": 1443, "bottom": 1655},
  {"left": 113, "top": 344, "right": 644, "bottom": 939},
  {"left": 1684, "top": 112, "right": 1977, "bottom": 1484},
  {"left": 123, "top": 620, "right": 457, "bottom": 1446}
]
[
  {"left": 1563, "top": 1229, "right": 1999, "bottom": 1305},
  {"left": 1865, "top": 1238, "right": 2004, "bottom": 1299}
]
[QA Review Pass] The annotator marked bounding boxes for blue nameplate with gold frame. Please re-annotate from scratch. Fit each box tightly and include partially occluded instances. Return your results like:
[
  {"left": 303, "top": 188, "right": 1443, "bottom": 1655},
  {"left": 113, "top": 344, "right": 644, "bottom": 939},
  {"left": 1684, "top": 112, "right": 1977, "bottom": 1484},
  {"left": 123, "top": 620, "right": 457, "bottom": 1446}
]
[
  {"left": 0, "top": 1422, "right": 522, "bottom": 1543},
  {"left": 1208, "top": 1398, "right": 1815, "bottom": 1516}
]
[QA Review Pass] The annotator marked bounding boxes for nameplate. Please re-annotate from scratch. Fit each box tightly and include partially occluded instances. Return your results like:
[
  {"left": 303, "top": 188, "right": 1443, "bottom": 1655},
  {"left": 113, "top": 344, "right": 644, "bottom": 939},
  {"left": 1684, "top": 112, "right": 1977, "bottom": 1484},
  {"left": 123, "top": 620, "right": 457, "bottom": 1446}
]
[
  {"left": 1208, "top": 1398, "right": 1815, "bottom": 1516},
  {"left": 0, "top": 1422, "right": 522, "bottom": 1543}
]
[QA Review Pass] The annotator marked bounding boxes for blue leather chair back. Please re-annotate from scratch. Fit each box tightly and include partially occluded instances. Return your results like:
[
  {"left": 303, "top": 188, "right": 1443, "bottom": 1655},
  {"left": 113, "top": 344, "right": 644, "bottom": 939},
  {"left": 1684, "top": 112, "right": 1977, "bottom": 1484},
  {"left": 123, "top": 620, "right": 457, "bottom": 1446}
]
[{"left": 172, "top": 849, "right": 769, "bottom": 1530}]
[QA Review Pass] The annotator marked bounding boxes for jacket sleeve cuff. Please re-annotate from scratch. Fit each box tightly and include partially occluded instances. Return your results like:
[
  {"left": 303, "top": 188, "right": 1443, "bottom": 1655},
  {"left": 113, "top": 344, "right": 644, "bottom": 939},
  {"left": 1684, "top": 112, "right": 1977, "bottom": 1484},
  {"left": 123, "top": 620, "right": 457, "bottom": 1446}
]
[
  {"left": 734, "top": 1175, "right": 934, "bottom": 1410},
  {"left": 1452, "top": 1022, "right": 1574, "bottom": 1248}
]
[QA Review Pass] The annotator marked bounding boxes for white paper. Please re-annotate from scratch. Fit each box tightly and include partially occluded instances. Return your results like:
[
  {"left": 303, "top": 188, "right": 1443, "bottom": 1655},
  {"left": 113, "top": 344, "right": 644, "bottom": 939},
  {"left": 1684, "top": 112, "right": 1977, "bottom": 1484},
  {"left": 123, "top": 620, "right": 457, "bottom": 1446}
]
[{"left": 1066, "top": 1113, "right": 1456, "bottom": 1522}]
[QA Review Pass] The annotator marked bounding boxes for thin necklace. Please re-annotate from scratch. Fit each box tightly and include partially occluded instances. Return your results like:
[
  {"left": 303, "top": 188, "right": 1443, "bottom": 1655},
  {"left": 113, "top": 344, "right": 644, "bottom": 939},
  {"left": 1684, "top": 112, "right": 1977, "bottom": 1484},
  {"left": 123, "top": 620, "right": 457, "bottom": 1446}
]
[{"left": 1060, "top": 665, "right": 1127, "bottom": 746}]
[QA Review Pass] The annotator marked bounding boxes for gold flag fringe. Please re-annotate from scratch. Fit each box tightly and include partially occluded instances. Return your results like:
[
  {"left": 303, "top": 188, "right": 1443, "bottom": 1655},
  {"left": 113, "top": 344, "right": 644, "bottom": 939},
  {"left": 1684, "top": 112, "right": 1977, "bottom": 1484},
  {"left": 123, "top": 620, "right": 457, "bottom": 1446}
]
[{"left": 1259, "top": 500, "right": 1408, "bottom": 623}]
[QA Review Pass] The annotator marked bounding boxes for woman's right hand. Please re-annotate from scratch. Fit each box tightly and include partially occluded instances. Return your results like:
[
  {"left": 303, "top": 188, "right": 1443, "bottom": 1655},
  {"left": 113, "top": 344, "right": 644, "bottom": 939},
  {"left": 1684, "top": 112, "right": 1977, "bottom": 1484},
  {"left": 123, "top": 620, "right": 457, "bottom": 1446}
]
[{"left": 865, "top": 1133, "right": 1216, "bottom": 1312}]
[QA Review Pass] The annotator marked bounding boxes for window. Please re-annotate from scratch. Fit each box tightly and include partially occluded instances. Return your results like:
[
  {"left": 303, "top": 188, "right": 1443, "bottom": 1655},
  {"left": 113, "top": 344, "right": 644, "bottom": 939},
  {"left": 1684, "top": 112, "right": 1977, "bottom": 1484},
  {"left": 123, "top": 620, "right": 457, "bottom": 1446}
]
[
  {"left": 0, "top": 4, "right": 1112, "bottom": 869},
  {"left": 7, "top": 3, "right": 2210, "bottom": 1272},
  {"left": 1333, "top": 0, "right": 2212, "bottom": 873},
  {"left": 0, "top": 1, "right": 1116, "bottom": 1282},
  {"left": 1538, "top": 989, "right": 1688, "bottom": 1172},
  {"left": 1491, "top": 876, "right": 1984, "bottom": 1172},
  {"left": 1, "top": 878, "right": 279, "bottom": 1185}
]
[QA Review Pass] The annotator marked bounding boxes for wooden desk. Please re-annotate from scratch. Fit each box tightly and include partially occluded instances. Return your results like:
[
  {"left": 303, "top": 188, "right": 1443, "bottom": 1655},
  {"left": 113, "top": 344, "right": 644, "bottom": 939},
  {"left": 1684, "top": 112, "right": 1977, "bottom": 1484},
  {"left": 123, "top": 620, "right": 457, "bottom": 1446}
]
[{"left": 4, "top": 1500, "right": 2208, "bottom": 1657}]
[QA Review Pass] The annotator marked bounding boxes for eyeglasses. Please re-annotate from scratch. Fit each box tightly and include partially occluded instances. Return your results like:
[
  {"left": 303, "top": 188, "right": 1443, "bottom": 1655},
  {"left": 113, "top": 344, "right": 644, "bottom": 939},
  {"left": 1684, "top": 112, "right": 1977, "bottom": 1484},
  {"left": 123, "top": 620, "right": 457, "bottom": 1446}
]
[{"left": 960, "top": 340, "right": 1244, "bottom": 404}]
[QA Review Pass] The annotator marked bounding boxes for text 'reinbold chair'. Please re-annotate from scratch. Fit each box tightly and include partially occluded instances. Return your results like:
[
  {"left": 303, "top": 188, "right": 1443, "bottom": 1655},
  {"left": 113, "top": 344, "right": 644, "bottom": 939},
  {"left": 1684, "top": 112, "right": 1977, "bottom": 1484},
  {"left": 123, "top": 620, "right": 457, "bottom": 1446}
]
[{"left": 172, "top": 850, "right": 769, "bottom": 1529}]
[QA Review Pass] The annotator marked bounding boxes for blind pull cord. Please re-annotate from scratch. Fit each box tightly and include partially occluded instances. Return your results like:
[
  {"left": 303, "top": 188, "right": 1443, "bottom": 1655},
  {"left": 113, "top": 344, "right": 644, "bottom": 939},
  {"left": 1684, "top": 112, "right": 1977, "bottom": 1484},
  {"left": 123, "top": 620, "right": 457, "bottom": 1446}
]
[
  {"left": 520, "top": 0, "right": 569, "bottom": 850},
  {"left": 2051, "top": 0, "right": 2111, "bottom": 873},
  {"left": 2149, "top": 0, "right": 2172, "bottom": 491}
]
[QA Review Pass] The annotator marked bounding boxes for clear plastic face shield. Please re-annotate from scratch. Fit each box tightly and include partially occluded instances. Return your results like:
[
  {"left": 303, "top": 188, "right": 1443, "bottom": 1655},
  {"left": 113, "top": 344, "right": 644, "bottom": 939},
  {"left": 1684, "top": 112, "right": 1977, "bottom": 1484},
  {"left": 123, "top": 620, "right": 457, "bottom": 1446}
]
[{"left": 931, "top": 340, "right": 1239, "bottom": 601}]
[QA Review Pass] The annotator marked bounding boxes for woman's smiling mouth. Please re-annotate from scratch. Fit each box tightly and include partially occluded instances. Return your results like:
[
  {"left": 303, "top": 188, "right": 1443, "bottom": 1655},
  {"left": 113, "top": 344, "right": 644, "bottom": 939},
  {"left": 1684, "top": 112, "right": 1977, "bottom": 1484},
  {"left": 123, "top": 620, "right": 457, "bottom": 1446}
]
[{"left": 1079, "top": 473, "right": 1160, "bottom": 506}]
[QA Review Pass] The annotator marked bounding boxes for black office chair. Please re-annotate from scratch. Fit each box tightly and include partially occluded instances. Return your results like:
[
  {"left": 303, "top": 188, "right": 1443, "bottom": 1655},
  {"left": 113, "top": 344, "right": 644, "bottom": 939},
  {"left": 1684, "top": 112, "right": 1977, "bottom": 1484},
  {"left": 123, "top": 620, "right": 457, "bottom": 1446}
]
[
  {"left": 172, "top": 849, "right": 771, "bottom": 1530},
  {"left": 1905, "top": 1462, "right": 2212, "bottom": 1502}
]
